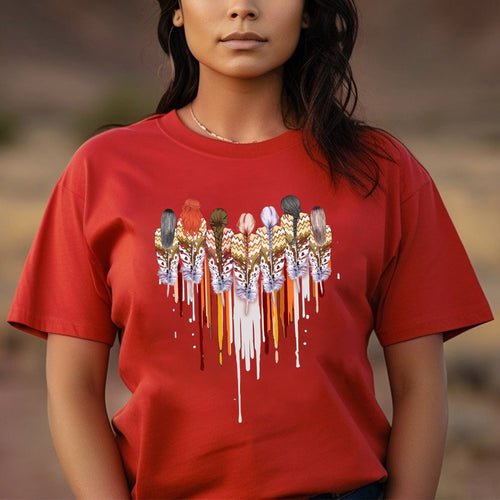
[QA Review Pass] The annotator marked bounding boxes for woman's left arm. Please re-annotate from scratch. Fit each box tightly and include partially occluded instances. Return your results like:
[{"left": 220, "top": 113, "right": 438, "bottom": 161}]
[{"left": 383, "top": 333, "right": 448, "bottom": 500}]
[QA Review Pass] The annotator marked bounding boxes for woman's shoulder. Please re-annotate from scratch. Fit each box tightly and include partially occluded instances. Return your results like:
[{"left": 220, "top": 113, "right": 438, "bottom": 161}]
[
  {"left": 58, "top": 115, "right": 165, "bottom": 193},
  {"left": 359, "top": 127, "right": 434, "bottom": 201},
  {"left": 75, "top": 114, "right": 165, "bottom": 159}
]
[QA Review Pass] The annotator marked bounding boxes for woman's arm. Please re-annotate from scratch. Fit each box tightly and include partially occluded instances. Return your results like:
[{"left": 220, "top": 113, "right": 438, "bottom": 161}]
[
  {"left": 383, "top": 333, "right": 448, "bottom": 500},
  {"left": 46, "top": 334, "right": 130, "bottom": 499}
]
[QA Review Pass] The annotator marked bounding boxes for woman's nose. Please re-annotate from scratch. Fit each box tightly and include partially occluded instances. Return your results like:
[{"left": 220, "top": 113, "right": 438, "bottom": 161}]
[{"left": 227, "top": 2, "right": 259, "bottom": 21}]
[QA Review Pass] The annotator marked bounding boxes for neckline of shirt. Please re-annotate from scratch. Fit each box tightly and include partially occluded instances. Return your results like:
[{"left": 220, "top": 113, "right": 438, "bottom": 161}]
[{"left": 156, "top": 110, "right": 303, "bottom": 159}]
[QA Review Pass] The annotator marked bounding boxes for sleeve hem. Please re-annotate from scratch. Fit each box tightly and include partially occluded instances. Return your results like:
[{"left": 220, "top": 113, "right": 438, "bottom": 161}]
[
  {"left": 376, "top": 307, "right": 494, "bottom": 347},
  {"left": 7, "top": 311, "right": 116, "bottom": 346}
]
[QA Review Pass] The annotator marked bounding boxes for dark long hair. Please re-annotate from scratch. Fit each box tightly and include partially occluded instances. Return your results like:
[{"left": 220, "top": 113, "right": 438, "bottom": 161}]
[{"left": 155, "top": 0, "right": 387, "bottom": 195}]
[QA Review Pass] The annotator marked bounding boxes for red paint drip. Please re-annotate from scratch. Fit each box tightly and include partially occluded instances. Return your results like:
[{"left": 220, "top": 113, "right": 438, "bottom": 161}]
[{"left": 264, "top": 329, "right": 270, "bottom": 355}]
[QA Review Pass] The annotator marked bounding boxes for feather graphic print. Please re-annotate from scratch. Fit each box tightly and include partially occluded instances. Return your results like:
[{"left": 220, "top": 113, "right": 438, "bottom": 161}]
[
  {"left": 153, "top": 196, "right": 335, "bottom": 423},
  {"left": 231, "top": 213, "right": 262, "bottom": 308},
  {"left": 309, "top": 206, "right": 332, "bottom": 291},
  {"left": 155, "top": 209, "right": 179, "bottom": 296},
  {"left": 256, "top": 206, "right": 286, "bottom": 293},
  {"left": 207, "top": 209, "right": 234, "bottom": 366},
  {"left": 280, "top": 196, "right": 311, "bottom": 281},
  {"left": 206, "top": 209, "right": 234, "bottom": 294},
  {"left": 176, "top": 199, "right": 207, "bottom": 284},
  {"left": 280, "top": 196, "right": 312, "bottom": 368}
]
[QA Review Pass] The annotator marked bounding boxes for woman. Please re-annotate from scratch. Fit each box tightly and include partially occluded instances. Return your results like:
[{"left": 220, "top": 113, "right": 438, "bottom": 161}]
[{"left": 8, "top": 0, "right": 492, "bottom": 498}]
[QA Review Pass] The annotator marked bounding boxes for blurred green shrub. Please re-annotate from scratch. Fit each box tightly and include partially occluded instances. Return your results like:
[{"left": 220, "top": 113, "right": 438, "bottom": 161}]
[
  {"left": 73, "top": 83, "right": 157, "bottom": 140},
  {"left": 0, "top": 109, "right": 20, "bottom": 146}
]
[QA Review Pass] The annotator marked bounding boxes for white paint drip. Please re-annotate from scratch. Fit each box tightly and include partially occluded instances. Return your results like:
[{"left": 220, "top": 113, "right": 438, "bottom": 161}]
[
  {"left": 301, "top": 275, "right": 310, "bottom": 318},
  {"left": 233, "top": 292, "right": 243, "bottom": 424},
  {"left": 233, "top": 288, "right": 262, "bottom": 423},
  {"left": 227, "top": 291, "right": 233, "bottom": 351},
  {"left": 260, "top": 283, "right": 265, "bottom": 343},
  {"left": 191, "top": 282, "right": 196, "bottom": 322},
  {"left": 184, "top": 280, "right": 193, "bottom": 320},
  {"left": 204, "top": 267, "right": 210, "bottom": 325},
  {"left": 294, "top": 279, "right": 301, "bottom": 368},
  {"left": 254, "top": 309, "right": 261, "bottom": 380}
]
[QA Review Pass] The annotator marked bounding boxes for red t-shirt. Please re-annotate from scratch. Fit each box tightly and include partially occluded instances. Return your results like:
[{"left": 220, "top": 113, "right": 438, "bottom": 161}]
[{"left": 8, "top": 111, "right": 493, "bottom": 498}]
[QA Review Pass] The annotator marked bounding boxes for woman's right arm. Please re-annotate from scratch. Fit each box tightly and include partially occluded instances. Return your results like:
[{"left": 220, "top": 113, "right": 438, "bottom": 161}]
[{"left": 46, "top": 334, "right": 130, "bottom": 499}]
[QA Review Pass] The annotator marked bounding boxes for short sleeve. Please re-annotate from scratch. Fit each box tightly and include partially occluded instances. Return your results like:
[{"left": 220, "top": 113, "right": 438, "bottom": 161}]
[
  {"left": 374, "top": 175, "right": 493, "bottom": 347},
  {"left": 7, "top": 180, "right": 117, "bottom": 345}
]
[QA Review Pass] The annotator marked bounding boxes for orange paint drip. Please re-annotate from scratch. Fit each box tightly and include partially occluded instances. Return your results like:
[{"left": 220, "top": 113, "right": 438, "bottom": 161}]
[
  {"left": 217, "top": 294, "right": 224, "bottom": 365},
  {"left": 173, "top": 277, "right": 179, "bottom": 304},
  {"left": 272, "top": 295, "right": 279, "bottom": 349},
  {"left": 287, "top": 276, "right": 294, "bottom": 324}
]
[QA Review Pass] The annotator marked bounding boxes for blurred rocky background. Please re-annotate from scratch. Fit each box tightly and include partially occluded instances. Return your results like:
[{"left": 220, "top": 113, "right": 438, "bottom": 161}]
[{"left": 0, "top": 0, "right": 498, "bottom": 498}]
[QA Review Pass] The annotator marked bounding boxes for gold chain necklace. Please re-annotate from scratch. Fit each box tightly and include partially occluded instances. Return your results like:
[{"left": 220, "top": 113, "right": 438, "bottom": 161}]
[{"left": 190, "top": 103, "right": 257, "bottom": 144}]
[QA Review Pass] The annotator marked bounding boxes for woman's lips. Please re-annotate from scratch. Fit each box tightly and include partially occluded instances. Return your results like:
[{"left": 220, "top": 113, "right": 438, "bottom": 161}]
[
  {"left": 220, "top": 32, "right": 267, "bottom": 50},
  {"left": 221, "top": 39, "right": 266, "bottom": 50}
]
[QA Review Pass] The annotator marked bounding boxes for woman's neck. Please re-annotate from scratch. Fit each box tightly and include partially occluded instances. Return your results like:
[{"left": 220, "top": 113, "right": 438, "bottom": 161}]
[{"left": 177, "top": 66, "right": 289, "bottom": 143}]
